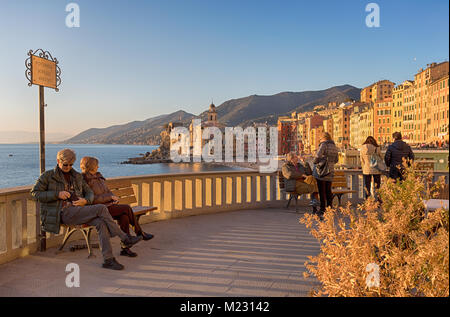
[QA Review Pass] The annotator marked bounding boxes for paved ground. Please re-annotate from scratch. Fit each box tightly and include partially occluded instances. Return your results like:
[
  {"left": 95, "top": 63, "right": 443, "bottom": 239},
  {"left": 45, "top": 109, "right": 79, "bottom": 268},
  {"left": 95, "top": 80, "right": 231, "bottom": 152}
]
[{"left": 0, "top": 207, "right": 321, "bottom": 297}]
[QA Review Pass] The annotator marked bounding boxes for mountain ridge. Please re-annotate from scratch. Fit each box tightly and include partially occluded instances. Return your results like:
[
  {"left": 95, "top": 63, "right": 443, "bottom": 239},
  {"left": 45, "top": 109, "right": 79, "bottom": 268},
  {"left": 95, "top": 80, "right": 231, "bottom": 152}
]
[{"left": 65, "top": 84, "right": 361, "bottom": 145}]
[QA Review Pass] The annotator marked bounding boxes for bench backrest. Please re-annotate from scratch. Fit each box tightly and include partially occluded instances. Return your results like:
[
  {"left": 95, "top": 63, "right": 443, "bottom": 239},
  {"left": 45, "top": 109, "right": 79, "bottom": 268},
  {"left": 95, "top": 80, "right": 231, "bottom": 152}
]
[
  {"left": 105, "top": 179, "right": 137, "bottom": 205},
  {"left": 437, "top": 184, "right": 449, "bottom": 200},
  {"left": 278, "top": 170, "right": 286, "bottom": 190},
  {"left": 332, "top": 170, "right": 350, "bottom": 189}
]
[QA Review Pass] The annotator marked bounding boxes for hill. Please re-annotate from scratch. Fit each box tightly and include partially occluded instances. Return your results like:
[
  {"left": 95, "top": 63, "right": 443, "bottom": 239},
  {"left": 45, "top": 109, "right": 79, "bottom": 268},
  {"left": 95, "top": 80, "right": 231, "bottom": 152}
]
[{"left": 65, "top": 85, "right": 361, "bottom": 144}]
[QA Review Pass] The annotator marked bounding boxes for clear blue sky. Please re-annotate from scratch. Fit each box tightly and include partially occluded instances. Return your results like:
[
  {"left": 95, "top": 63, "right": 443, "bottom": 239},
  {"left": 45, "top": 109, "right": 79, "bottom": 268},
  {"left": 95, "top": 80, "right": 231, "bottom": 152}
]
[{"left": 0, "top": 0, "right": 448, "bottom": 137}]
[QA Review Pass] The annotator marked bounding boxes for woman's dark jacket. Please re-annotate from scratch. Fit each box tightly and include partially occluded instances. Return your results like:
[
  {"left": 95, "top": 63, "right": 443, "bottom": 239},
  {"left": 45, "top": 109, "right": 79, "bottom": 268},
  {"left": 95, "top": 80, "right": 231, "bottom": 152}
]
[
  {"left": 313, "top": 140, "right": 339, "bottom": 182},
  {"left": 82, "top": 172, "right": 115, "bottom": 205}
]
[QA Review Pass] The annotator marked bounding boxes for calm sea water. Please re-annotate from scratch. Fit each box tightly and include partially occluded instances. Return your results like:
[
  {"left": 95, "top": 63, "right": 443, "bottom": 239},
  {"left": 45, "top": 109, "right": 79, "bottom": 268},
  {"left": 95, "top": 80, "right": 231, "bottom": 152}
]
[{"left": 0, "top": 144, "right": 245, "bottom": 189}]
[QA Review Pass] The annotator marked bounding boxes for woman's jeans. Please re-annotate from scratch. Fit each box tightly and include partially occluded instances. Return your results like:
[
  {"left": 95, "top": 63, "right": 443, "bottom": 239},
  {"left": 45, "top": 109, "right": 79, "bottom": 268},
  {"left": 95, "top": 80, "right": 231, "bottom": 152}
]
[
  {"left": 316, "top": 179, "right": 333, "bottom": 213},
  {"left": 363, "top": 174, "right": 381, "bottom": 199}
]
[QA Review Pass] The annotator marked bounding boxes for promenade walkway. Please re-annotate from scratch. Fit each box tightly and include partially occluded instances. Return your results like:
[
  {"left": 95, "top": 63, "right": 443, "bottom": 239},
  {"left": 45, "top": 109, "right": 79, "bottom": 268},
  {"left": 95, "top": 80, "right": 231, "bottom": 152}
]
[{"left": 0, "top": 207, "right": 320, "bottom": 297}]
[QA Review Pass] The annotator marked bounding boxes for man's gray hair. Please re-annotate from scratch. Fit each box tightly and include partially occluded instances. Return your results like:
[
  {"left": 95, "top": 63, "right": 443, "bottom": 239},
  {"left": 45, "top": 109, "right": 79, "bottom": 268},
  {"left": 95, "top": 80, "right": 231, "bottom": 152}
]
[
  {"left": 57, "top": 148, "right": 76, "bottom": 163},
  {"left": 286, "top": 151, "right": 297, "bottom": 161}
]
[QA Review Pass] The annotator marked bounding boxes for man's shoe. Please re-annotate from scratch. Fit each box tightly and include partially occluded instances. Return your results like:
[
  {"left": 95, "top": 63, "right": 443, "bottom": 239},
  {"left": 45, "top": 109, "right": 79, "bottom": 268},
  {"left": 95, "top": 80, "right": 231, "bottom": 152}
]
[
  {"left": 102, "top": 257, "right": 124, "bottom": 270},
  {"left": 309, "top": 199, "right": 320, "bottom": 208},
  {"left": 122, "top": 235, "right": 143, "bottom": 248},
  {"left": 120, "top": 247, "right": 138, "bottom": 257},
  {"left": 317, "top": 211, "right": 325, "bottom": 221},
  {"left": 138, "top": 232, "right": 154, "bottom": 241}
]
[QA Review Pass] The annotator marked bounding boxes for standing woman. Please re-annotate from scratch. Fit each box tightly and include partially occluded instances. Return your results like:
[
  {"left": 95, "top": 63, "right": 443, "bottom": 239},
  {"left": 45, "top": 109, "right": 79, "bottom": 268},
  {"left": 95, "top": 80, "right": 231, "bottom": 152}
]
[
  {"left": 80, "top": 157, "right": 154, "bottom": 257},
  {"left": 313, "top": 132, "right": 339, "bottom": 217},
  {"left": 360, "top": 136, "right": 382, "bottom": 199}
]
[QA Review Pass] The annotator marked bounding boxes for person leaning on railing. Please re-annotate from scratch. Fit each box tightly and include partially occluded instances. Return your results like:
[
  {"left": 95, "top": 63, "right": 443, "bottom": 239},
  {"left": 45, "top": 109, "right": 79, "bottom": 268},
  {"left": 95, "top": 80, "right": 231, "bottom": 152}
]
[
  {"left": 80, "top": 156, "right": 154, "bottom": 258},
  {"left": 30, "top": 149, "right": 142, "bottom": 270},
  {"left": 360, "top": 136, "right": 383, "bottom": 200}
]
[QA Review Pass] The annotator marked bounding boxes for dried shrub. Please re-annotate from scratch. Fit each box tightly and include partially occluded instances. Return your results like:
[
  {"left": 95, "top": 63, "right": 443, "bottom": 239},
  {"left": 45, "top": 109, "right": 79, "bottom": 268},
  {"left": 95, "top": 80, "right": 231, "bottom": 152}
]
[{"left": 300, "top": 162, "right": 449, "bottom": 297}]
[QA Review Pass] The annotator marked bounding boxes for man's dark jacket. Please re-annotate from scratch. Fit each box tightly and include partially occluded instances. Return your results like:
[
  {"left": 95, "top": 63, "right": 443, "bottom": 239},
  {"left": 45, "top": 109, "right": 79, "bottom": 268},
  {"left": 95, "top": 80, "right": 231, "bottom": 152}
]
[
  {"left": 384, "top": 140, "right": 414, "bottom": 179},
  {"left": 30, "top": 166, "right": 94, "bottom": 234}
]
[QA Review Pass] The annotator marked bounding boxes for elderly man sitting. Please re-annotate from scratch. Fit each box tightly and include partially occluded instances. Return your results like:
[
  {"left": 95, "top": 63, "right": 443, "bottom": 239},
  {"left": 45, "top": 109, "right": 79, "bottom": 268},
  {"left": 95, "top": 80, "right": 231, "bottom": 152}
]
[{"left": 282, "top": 152, "right": 320, "bottom": 211}]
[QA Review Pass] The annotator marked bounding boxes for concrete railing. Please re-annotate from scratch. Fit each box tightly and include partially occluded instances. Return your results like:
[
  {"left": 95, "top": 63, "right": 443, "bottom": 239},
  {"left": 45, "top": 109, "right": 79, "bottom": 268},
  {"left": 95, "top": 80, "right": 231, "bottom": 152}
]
[
  {"left": 0, "top": 170, "right": 283, "bottom": 265},
  {"left": 0, "top": 169, "right": 448, "bottom": 265}
]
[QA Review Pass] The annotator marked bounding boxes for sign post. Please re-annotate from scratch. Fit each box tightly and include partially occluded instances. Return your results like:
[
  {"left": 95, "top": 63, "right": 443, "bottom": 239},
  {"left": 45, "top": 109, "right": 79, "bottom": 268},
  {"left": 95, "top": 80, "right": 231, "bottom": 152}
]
[{"left": 25, "top": 49, "right": 61, "bottom": 251}]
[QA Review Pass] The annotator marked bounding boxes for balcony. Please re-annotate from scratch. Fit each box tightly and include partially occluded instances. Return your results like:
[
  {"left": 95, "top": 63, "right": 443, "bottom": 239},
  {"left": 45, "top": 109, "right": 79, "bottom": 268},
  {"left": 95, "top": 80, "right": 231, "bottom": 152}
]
[{"left": 0, "top": 169, "right": 448, "bottom": 296}]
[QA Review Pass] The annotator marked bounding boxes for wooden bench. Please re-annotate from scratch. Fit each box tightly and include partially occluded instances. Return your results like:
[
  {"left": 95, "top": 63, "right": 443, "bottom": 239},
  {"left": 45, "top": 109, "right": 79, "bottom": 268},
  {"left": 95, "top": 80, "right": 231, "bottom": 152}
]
[
  {"left": 331, "top": 170, "right": 357, "bottom": 206},
  {"left": 58, "top": 179, "right": 157, "bottom": 257},
  {"left": 424, "top": 183, "right": 449, "bottom": 212}
]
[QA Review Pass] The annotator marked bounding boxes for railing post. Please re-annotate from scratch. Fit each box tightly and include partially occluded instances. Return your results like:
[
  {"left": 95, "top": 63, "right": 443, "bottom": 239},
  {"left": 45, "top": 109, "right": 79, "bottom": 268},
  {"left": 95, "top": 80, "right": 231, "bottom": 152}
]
[
  {"left": 212, "top": 177, "right": 217, "bottom": 207},
  {"left": 202, "top": 177, "right": 207, "bottom": 209},
  {"left": 260, "top": 175, "right": 267, "bottom": 203},
  {"left": 251, "top": 175, "right": 256, "bottom": 205},
  {"left": 192, "top": 177, "right": 197, "bottom": 209},
  {"left": 21, "top": 198, "right": 28, "bottom": 248}
]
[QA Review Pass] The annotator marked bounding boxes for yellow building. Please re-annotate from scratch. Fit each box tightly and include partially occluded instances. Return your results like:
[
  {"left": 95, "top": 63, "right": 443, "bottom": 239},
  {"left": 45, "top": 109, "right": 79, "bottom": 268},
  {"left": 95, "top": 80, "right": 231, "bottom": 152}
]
[
  {"left": 359, "top": 107, "right": 374, "bottom": 146},
  {"left": 402, "top": 82, "right": 415, "bottom": 143},
  {"left": 350, "top": 110, "right": 361, "bottom": 149},
  {"left": 392, "top": 80, "right": 413, "bottom": 135},
  {"left": 322, "top": 116, "right": 334, "bottom": 140},
  {"left": 350, "top": 104, "right": 372, "bottom": 149}
]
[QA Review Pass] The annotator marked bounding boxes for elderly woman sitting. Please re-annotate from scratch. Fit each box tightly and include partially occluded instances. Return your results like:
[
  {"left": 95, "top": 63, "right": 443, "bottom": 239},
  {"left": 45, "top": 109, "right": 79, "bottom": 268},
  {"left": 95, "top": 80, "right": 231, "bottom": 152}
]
[
  {"left": 80, "top": 156, "right": 154, "bottom": 257},
  {"left": 281, "top": 152, "right": 320, "bottom": 209}
]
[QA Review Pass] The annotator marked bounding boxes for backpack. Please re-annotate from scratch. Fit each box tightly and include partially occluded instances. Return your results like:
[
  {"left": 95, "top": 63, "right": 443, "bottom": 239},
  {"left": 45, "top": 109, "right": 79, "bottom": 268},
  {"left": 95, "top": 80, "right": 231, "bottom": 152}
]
[{"left": 369, "top": 152, "right": 386, "bottom": 171}]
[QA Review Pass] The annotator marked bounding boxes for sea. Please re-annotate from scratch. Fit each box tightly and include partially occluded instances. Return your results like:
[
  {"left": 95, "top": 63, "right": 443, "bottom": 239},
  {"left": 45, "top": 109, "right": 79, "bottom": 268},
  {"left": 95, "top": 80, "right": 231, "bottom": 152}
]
[{"left": 0, "top": 144, "right": 246, "bottom": 189}]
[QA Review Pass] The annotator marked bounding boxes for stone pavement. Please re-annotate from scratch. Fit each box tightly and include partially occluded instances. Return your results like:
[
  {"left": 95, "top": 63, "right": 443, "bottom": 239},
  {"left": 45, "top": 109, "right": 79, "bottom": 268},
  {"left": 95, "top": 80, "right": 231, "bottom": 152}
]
[{"left": 0, "top": 208, "right": 321, "bottom": 297}]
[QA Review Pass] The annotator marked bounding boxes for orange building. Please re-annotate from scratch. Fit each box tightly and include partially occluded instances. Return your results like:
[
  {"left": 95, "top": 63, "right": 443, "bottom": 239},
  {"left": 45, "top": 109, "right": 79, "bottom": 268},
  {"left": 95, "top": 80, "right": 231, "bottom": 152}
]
[
  {"left": 429, "top": 75, "right": 449, "bottom": 142},
  {"left": 374, "top": 98, "right": 393, "bottom": 145},
  {"left": 361, "top": 80, "right": 395, "bottom": 104},
  {"left": 413, "top": 62, "right": 449, "bottom": 143},
  {"left": 278, "top": 112, "right": 300, "bottom": 155},
  {"left": 332, "top": 103, "right": 353, "bottom": 149}
]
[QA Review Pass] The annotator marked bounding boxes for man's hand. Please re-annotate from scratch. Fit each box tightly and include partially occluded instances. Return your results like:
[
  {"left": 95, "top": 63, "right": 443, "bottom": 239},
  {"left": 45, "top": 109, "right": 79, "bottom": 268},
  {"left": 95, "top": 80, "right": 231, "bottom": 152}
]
[
  {"left": 111, "top": 195, "right": 120, "bottom": 204},
  {"left": 72, "top": 198, "right": 87, "bottom": 206},
  {"left": 58, "top": 191, "right": 71, "bottom": 200}
]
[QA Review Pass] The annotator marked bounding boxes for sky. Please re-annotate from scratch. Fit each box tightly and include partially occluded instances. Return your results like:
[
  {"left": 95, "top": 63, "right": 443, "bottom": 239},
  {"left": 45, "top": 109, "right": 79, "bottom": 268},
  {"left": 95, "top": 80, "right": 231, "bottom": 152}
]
[{"left": 0, "top": 0, "right": 448, "bottom": 138}]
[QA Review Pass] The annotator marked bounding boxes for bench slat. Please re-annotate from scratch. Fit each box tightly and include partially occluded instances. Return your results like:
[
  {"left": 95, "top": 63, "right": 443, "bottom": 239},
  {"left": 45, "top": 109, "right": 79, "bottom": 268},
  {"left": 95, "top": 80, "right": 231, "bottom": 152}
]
[
  {"left": 105, "top": 179, "right": 132, "bottom": 190},
  {"left": 110, "top": 187, "right": 135, "bottom": 197},
  {"left": 332, "top": 182, "right": 349, "bottom": 188},
  {"left": 118, "top": 196, "right": 137, "bottom": 205},
  {"left": 333, "top": 189, "right": 357, "bottom": 194},
  {"left": 132, "top": 205, "right": 157, "bottom": 216}
]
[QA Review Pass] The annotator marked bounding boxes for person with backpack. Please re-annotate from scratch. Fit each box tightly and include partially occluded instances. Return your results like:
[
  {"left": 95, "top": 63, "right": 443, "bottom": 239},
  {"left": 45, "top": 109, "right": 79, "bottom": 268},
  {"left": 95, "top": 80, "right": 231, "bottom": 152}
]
[
  {"left": 360, "top": 136, "right": 385, "bottom": 199},
  {"left": 384, "top": 132, "right": 414, "bottom": 181},
  {"left": 313, "top": 132, "right": 339, "bottom": 218}
]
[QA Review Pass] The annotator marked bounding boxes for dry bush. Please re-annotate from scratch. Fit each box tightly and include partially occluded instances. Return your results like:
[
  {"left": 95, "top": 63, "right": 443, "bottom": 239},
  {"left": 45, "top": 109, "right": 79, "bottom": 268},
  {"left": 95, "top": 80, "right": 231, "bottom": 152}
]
[{"left": 300, "top": 162, "right": 449, "bottom": 297}]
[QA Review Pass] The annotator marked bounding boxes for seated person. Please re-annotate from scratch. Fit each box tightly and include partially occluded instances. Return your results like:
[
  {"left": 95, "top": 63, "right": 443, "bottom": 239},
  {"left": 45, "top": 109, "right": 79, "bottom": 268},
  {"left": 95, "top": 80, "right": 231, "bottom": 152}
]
[
  {"left": 80, "top": 156, "right": 154, "bottom": 258},
  {"left": 282, "top": 151, "right": 320, "bottom": 208},
  {"left": 31, "top": 149, "right": 142, "bottom": 270}
]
